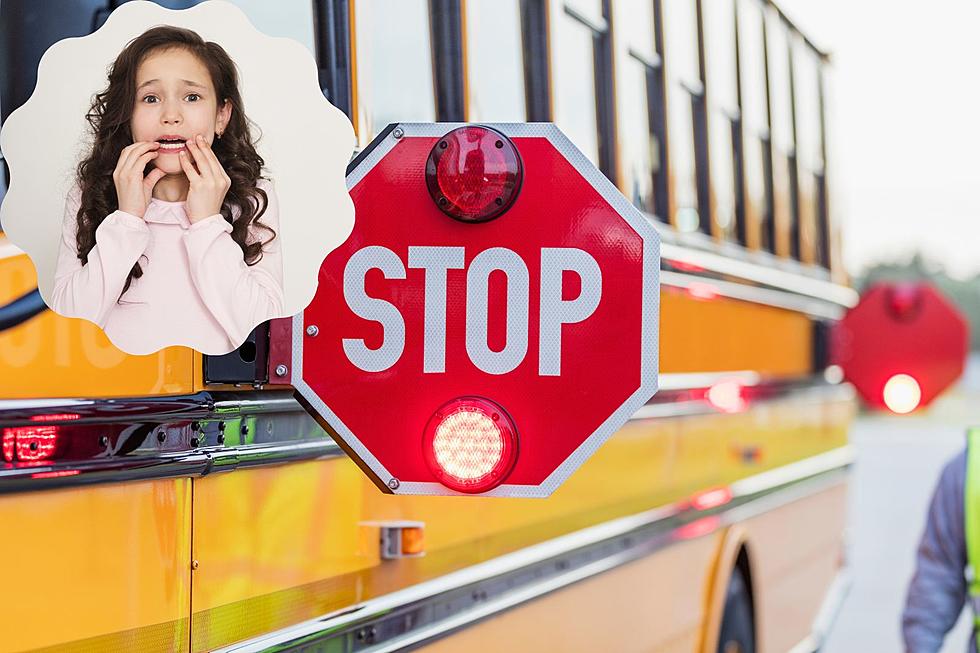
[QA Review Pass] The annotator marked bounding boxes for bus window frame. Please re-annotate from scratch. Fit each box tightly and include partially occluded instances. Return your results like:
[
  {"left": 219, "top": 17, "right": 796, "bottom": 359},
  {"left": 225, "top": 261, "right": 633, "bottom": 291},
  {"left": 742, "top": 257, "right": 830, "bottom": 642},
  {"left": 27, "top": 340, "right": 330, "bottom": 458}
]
[
  {"left": 313, "top": 0, "right": 353, "bottom": 118},
  {"left": 816, "top": 62, "right": 830, "bottom": 269},
  {"left": 737, "top": 0, "right": 776, "bottom": 254},
  {"left": 691, "top": 0, "right": 710, "bottom": 237},
  {"left": 521, "top": 0, "right": 552, "bottom": 121},
  {"left": 348, "top": 0, "right": 441, "bottom": 144},
  {"left": 430, "top": 0, "right": 465, "bottom": 121},
  {"left": 550, "top": 0, "right": 618, "bottom": 183},
  {"left": 701, "top": 0, "right": 740, "bottom": 244},
  {"left": 462, "top": 0, "right": 529, "bottom": 123},
  {"left": 627, "top": 45, "right": 668, "bottom": 221},
  {"left": 659, "top": 0, "right": 711, "bottom": 236}
]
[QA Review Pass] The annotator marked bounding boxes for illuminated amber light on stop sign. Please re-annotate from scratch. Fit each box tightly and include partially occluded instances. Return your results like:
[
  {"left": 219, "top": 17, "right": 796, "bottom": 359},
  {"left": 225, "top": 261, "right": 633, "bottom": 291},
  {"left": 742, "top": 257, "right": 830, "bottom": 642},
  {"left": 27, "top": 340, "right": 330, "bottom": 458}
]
[
  {"left": 423, "top": 397, "right": 519, "bottom": 493},
  {"left": 883, "top": 374, "right": 922, "bottom": 414}
]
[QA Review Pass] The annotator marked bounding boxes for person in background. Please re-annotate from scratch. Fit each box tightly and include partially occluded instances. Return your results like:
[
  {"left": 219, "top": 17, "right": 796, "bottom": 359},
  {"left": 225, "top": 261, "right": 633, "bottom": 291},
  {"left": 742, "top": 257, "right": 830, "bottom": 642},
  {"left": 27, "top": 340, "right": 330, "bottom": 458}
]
[{"left": 903, "top": 431, "right": 979, "bottom": 652}]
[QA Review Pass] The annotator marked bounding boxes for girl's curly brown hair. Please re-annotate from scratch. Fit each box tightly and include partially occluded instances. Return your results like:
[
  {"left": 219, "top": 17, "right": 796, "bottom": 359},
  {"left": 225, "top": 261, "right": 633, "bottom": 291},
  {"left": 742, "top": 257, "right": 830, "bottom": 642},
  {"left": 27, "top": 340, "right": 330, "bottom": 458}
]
[{"left": 74, "top": 25, "right": 275, "bottom": 297}]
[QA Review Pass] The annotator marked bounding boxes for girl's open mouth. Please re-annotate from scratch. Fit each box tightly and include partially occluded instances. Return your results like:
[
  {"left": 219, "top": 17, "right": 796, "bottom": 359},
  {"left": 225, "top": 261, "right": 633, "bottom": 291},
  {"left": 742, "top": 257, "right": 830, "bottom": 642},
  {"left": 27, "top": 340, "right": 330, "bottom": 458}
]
[{"left": 156, "top": 137, "right": 187, "bottom": 154}]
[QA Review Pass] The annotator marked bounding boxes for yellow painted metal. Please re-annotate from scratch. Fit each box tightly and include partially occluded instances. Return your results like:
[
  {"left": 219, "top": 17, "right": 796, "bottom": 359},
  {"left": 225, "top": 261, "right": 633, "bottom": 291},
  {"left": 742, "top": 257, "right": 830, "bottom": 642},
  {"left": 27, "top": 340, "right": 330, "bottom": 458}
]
[
  {"left": 417, "top": 532, "right": 722, "bottom": 653},
  {"left": 0, "top": 479, "right": 193, "bottom": 653},
  {"left": 412, "top": 480, "right": 847, "bottom": 653},
  {"left": 660, "top": 287, "right": 813, "bottom": 375},
  {"left": 190, "top": 461, "right": 372, "bottom": 652},
  {"left": 742, "top": 480, "right": 848, "bottom": 652},
  {"left": 0, "top": 247, "right": 195, "bottom": 398},
  {"left": 188, "top": 384, "right": 852, "bottom": 651}
]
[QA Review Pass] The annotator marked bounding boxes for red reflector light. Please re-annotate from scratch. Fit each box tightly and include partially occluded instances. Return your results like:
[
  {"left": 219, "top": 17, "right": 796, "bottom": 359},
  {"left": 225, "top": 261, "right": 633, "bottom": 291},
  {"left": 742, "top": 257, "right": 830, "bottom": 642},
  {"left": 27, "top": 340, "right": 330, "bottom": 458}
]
[
  {"left": 676, "top": 516, "right": 720, "bottom": 541},
  {"left": 30, "top": 470, "right": 81, "bottom": 479},
  {"left": 425, "top": 126, "right": 523, "bottom": 223},
  {"left": 690, "top": 486, "right": 733, "bottom": 511},
  {"left": 706, "top": 380, "right": 747, "bottom": 413},
  {"left": 886, "top": 284, "right": 924, "bottom": 322},
  {"left": 423, "top": 397, "right": 519, "bottom": 493},
  {"left": 2, "top": 429, "right": 13, "bottom": 462},
  {"left": 686, "top": 281, "right": 719, "bottom": 301},
  {"left": 30, "top": 413, "right": 80, "bottom": 422},
  {"left": 2, "top": 425, "right": 60, "bottom": 462}
]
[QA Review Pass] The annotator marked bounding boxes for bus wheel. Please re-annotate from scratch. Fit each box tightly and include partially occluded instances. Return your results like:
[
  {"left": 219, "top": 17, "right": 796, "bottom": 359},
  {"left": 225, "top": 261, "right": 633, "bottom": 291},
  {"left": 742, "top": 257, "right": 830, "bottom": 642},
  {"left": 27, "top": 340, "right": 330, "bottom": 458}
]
[{"left": 717, "top": 568, "right": 755, "bottom": 653}]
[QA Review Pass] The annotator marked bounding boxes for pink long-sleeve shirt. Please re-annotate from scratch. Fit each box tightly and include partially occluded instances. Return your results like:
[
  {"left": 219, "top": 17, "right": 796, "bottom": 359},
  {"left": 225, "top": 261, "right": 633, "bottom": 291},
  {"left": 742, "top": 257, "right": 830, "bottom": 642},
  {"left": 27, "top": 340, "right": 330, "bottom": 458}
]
[{"left": 51, "top": 178, "right": 284, "bottom": 355}]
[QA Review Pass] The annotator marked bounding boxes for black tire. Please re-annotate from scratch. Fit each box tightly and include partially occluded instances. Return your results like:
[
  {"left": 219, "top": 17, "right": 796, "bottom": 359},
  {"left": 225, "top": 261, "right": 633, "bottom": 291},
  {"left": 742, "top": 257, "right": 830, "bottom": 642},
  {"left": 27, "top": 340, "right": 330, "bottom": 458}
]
[{"left": 717, "top": 568, "right": 755, "bottom": 653}]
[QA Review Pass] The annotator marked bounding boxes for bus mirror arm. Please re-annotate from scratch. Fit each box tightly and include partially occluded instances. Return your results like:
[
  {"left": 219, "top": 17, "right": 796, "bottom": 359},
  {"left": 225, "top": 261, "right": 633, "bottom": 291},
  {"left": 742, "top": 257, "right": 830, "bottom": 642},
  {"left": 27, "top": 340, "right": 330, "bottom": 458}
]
[{"left": 0, "top": 288, "right": 47, "bottom": 332}]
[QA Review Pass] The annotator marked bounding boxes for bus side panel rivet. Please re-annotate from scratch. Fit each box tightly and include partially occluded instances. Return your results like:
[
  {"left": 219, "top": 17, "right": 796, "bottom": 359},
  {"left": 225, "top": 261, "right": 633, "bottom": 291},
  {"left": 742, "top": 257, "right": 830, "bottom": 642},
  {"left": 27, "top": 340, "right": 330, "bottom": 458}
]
[
  {"left": 191, "top": 560, "right": 199, "bottom": 570},
  {"left": 275, "top": 364, "right": 288, "bottom": 377},
  {"left": 388, "top": 478, "right": 400, "bottom": 490},
  {"left": 392, "top": 127, "right": 404, "bottom": 139},
  {"left": 306, "top": 325, "right": 319, "bottom": 337}
]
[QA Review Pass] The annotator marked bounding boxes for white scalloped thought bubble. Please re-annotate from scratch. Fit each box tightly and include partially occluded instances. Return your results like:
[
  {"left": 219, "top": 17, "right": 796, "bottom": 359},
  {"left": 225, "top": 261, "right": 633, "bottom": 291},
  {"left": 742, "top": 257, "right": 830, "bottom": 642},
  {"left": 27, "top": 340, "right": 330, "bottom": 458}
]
[{"left": 0, "top": 0, "right": 355, "bottom": 355}]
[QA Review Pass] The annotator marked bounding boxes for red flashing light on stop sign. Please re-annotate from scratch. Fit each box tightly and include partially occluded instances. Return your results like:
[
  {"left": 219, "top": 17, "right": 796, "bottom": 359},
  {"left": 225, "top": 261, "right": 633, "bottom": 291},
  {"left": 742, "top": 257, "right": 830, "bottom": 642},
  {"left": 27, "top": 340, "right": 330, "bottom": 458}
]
[
  {"left": 425, "top": 125, "right": 523, "bottom": 223},
  {"left": 422, "top": 397, "right": 519, "bottom": 493}
]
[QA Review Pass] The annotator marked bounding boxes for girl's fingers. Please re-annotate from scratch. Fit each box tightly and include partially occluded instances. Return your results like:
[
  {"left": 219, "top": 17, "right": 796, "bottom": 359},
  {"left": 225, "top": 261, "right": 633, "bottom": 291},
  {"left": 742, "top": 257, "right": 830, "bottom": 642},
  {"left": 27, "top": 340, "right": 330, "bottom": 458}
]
[
  {"left": 184, "top": 136, "right": 209, "bottom": 179},
  {"left": 178, "top": 149, "right": 201, "bottom": 180},
  {"left": 201, "top": 136, "right": 231, "bottom": 186},
  {"left": 117, "top": 147, "right": 157, "bottom": 180},
  {"left": 118, "top": 141, "right": 159, "bottom": 175},
  {"left": 142, "top": 167, "right": 167, "bottom": 192},
  {"left": 194, "top": 135, "right": 225, "bottom": 179}
]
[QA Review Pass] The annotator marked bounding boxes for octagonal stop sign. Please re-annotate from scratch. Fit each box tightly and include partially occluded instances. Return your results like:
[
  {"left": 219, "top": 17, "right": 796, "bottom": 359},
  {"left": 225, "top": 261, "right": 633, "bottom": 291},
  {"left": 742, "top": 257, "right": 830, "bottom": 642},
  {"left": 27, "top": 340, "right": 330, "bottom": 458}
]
[
  {"left": 292, "top": 123, "right": 660, "bottom": 497},
  {"left": 834, "top": 282, "right": 968, "bottom": 413}
]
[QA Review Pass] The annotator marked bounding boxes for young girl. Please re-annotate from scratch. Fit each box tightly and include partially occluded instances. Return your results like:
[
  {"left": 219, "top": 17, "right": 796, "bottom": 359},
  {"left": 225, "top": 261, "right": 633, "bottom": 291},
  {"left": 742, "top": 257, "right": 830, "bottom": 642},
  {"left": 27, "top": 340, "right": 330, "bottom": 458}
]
[{"left": 52, "top": 25, "right": 283, "bottom": 355}]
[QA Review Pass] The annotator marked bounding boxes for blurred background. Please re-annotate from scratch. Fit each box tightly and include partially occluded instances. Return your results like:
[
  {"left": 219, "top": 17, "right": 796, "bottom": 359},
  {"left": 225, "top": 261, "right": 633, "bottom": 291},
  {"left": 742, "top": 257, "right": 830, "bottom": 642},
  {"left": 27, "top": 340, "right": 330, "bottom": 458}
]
[{"left": 780, "top": 4, "right": 980, "bottom": 649}]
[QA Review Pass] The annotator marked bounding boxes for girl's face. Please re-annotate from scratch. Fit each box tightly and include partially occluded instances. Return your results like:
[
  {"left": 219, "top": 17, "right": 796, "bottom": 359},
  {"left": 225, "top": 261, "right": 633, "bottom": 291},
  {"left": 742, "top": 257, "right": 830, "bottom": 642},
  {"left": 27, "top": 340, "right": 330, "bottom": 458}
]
[{"left": 130, "top": 47, "right": 232, "bottom": 176}]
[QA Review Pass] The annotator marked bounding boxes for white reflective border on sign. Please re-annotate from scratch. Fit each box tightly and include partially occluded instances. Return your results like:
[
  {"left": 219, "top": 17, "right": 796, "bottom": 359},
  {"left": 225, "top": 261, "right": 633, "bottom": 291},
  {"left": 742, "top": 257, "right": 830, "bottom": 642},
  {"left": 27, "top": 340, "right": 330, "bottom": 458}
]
[{"left": 292, "top": 122, "right": 661, "bottom": 498}]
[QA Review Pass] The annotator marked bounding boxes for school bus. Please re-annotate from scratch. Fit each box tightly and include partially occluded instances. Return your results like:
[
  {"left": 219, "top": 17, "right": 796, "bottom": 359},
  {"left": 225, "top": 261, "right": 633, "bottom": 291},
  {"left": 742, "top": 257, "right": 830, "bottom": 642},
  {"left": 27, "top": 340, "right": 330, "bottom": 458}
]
[{"left": 0, "top": 1, "right": 856, "bottom": 651}]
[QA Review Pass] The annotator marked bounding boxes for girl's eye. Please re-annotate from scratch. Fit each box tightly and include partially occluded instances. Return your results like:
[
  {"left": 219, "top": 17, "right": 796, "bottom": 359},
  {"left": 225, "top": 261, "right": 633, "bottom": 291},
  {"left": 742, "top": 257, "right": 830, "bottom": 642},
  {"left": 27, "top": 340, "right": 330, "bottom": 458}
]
[
  {"left": 186, "top": 94, "right": 201, "bottom": 102},
  {"left": 141, "top": 95, "right": 159, "bottom": 104}
]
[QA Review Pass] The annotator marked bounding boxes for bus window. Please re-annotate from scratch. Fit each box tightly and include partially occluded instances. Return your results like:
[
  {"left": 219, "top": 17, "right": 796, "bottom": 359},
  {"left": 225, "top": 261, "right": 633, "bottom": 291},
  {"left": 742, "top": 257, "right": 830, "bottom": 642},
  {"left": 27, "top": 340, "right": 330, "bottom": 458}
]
[
  {"left": 766, "top": 11, "right": 798, "bottom": 260},
  {"left": 550, "top": 0, "right": 604, "bottom": 168},
  {"left": 465, "top": 0, "right": 526, "bottom": 122},
  {"left": 793, "top": 38, "right": 827, "bottom": 267},
  {"left": 661, "top": 0, "right": 701, "bottom": 233},
  {"left": 352, "top": 0, "right": 436, "bottom": 145},
  {"left": 703, "top": 0, "right": 738, "bottom": 242},
  {"left": 224, "top": 0, "right": 316, "bottom": 55},
  {"left": 735, "top": 0, "right": 773, "bottom": 252},
  {"left": 613, "top": 0, "right": 662, "bottom": 218}
]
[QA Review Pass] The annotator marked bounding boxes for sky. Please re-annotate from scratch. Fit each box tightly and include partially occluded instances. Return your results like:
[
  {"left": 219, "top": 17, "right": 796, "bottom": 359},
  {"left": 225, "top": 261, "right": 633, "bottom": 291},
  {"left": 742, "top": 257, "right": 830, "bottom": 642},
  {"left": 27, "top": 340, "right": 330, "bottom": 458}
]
[{"left": 777, "top": 0, "right": 980, "bottom": 278}]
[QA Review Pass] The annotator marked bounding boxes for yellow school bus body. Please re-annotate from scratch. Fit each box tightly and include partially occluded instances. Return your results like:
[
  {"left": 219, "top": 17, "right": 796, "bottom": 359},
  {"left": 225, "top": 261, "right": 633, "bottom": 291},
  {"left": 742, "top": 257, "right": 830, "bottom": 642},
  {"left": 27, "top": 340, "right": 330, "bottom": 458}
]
[
  {"left": 0, "top": 0, "right": 853, "bottom": 651},
  {"left": 0, "top": 229, "right": 853, "bottom": 651}
]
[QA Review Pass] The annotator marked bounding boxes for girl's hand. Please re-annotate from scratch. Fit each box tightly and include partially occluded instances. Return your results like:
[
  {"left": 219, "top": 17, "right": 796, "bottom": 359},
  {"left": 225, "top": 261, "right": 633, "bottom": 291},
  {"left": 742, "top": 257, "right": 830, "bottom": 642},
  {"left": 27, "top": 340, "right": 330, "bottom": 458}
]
[
  {"left": 181, "top": 134, "right": 231, "bottom": 223},
  {"left": 113, "top": 141, "right": 165, "bottom": 218}
]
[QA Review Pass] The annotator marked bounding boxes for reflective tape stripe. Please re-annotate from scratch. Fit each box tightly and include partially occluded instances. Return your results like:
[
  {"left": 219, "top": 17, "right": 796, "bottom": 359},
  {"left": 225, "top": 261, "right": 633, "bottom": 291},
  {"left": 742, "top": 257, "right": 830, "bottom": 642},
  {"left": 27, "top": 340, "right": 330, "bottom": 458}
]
[{"left": 965, "top": 428, "right": 980, "bottom": 650}]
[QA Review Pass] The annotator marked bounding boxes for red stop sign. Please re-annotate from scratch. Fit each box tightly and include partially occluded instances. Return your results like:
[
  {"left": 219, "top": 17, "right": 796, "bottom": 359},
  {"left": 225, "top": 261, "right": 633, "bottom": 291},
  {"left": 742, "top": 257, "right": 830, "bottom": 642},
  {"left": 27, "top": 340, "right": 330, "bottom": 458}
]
[
  {"left": 834, "top": 282, "right": 968, "bottom": 412},
  {"left": 292, "top": 123, "right": 660, "bottom": 496}
]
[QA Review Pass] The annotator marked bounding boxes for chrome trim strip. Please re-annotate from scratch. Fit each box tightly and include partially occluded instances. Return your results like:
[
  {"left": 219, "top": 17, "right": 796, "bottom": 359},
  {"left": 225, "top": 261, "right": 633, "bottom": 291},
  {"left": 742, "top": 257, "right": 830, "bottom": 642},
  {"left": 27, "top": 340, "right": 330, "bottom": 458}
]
[
  {"left": 787, "top": 569, "right": 853, "bottom": 653},
  {"left": 215, "top": 446, "right": 854, "bottom": 653},
  {"left": 661, "top": 270, "right": 845, "bottom": 320},
  {"left": 656, "top": 370, "right": 761, "bottom": 391},
  {"left": 0, "top": 441, "right": 343, "bottom": 493},
  {"left": 659, "top": 242, "right": 858, "bottom": 308},
  {"left": 0, "top": 378, "right": 854, "bottom": 493}
]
